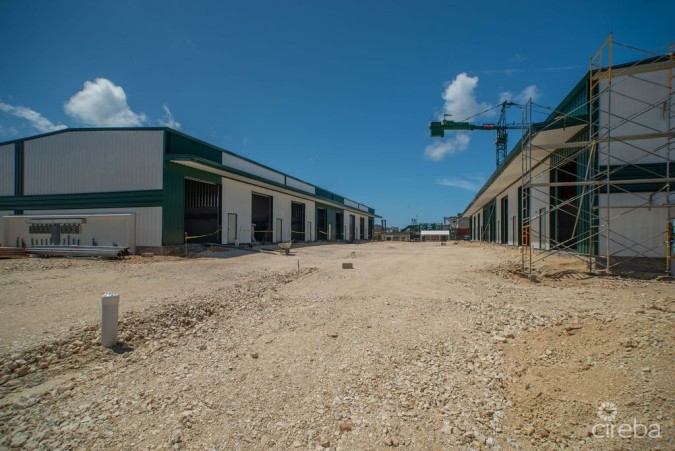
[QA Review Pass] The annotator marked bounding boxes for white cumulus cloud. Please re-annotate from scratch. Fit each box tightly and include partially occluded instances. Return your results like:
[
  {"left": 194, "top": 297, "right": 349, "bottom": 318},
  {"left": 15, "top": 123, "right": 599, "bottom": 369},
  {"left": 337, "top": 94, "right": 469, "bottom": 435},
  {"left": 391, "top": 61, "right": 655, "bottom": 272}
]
[
  {"left": 0, "top": 101, "right": 67, "bottom": 133},
  {"left": 441, "top": 73, "right": 492, "bottom": 121},
  {"left": 159, "top": 104, "right": 181, "bottom": 129},
  {"left": 64, "top": 78, "right": 146, "bottom": 126},
  {"left": 499, "top": 84, "right": 541, "bottom": 104},
  {"left": 427, "top": 73, "right": 492, "bottom": 162},
  {"left": 424, "top": 132, "right": 470, "bottom": 161},
  {"left": 436, "top": 175, "right": 485, "bottom": 192}
]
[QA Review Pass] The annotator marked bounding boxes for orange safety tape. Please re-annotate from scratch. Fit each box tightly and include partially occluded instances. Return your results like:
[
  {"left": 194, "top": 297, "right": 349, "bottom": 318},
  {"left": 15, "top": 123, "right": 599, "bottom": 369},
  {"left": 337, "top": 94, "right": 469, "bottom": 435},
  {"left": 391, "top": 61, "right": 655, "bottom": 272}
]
[{"left": 185, "top": 228, "right": 221, "bottom": 240}]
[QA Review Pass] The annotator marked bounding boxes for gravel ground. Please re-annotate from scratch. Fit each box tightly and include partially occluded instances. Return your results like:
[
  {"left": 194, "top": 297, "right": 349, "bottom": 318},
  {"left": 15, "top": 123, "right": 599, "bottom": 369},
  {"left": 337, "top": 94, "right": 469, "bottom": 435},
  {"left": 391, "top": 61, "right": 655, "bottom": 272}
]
[{"left": 0, "top": 241, "right": 672, "bottom": 450}]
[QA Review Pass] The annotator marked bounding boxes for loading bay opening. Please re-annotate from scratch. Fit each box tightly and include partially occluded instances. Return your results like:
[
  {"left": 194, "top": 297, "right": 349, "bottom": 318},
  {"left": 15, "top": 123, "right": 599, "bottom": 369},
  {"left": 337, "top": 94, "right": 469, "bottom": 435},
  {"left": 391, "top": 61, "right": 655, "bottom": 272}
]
[{"left": 184, "top": 179, "right": 221, "bottom": 244}]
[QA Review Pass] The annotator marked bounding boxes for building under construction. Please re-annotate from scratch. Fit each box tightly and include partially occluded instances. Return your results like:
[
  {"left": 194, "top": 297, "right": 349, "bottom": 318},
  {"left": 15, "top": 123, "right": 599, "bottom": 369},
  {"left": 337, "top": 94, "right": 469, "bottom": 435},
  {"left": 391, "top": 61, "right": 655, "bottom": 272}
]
[
  {"left": 461, "top": 37, "right": 674, "bottom": 274},
  {"left": 0, "top": 128, "right": 376, "bottom": 253}
]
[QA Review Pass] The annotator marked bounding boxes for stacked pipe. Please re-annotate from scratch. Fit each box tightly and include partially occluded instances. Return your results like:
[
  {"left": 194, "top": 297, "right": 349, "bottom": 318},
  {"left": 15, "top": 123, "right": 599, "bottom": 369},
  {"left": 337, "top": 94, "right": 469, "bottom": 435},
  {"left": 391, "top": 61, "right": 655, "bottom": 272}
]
[
  {"left": 0, "top": 247, "right": 27, "bottom": 259},
  {"left": 26, "top": 246, "right": 130, "bottom": 259}
]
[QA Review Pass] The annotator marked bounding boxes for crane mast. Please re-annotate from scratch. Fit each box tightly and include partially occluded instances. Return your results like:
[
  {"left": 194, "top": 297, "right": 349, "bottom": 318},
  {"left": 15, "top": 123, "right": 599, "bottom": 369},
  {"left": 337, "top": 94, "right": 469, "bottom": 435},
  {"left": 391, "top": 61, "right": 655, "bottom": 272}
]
[{"left": 429, "top": 101, "right": 519, "bottom": 166}]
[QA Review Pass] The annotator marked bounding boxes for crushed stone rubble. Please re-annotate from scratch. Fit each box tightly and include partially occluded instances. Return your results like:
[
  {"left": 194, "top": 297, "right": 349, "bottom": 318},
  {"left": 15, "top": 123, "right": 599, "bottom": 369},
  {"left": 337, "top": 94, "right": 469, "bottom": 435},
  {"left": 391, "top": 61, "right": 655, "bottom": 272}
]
[{"left": 0, "top": 246, "right": 672, "bottom": 450}]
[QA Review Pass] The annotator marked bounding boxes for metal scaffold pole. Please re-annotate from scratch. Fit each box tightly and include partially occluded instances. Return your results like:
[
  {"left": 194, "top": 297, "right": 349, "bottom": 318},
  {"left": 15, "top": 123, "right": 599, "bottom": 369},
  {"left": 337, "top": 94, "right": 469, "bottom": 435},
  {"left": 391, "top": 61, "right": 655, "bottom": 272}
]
[
  {"left": 516, "top": 35, "right": 674, "bottom": 276},
  {"left": 668, "top": 44, "right": 674, "bottom": 274}
]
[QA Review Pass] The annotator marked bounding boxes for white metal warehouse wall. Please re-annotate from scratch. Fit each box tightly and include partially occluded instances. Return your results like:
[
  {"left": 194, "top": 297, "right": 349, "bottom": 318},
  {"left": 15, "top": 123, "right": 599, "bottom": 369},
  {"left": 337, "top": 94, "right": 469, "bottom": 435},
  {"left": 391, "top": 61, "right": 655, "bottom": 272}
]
[
  {"left": 23, "top": 207, "right": 162, "bottom": 247},
  {"left": 23, "top": 130, "right": 164, "bottom": 194},
  {"left": 222, "top": 178, "right": 316, "bottom": 244},
  {"left": 598, "top": 70, "right": 670, "bottom": 167},
  {"left": 597, "top": 193, "right": 668, "bottom": 257},
  {"left": 0, "top": 212, "right": 11, "bottom": 246},
  {"left": 343, "top": 211, "right": 370, "bottom": 241},
  {"left": 528, "top": 161, "right": 551, "bottom": 250},
  {"left": 596, "top": 67, "right": 672, "bottom": 258},
  {"left": 496, "top": 186, "right": 518, "bottom": 246}
]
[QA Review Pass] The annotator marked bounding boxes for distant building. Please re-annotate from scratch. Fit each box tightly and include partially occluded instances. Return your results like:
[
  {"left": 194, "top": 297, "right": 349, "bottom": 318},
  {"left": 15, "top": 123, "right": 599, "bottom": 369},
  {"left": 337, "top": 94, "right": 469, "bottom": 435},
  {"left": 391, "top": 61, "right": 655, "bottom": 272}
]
[
  {"left": 421, "top": 230, "right": 450, "bottom": 241},
  {"left": 445, "top": 216, "right": 470, "bottom": 239}
]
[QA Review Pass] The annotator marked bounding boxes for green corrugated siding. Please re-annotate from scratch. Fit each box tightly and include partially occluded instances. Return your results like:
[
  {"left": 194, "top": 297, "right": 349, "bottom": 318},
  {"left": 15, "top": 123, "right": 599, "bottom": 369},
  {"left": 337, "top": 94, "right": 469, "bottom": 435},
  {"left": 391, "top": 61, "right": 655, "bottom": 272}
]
[
  {"left": 546, "top": 76, "right": 589, "bottom": 121},
  {"left": 315, "top": 187, "right": 345, "bottom": 204},
  {"left": 165, "top": 131, "right": 222, "bottom": 164},
  {"left": 560, "top": 84, "right": 588, "bottom": 117},
  {"left": 576, "top": 142, "right": 598, "bottom": 255},
  {"left": 162, "top": 160, "right": 221, "bottom": 246},
  {"left": 482, "top": 200, "right": 496, "bottom": 242},
  {"left": 0, "top": 190, "right": 163, "bottom": 211},
  {"left": 315, "top": 202, "right": 340, "bottom": 240}
]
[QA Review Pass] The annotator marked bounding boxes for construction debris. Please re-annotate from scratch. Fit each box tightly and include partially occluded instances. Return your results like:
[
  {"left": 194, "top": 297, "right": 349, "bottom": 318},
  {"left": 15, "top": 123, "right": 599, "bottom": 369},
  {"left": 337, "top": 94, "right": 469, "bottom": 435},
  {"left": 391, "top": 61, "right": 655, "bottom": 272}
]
[
  {"left": 26, "top": 246, "right": 130, "bottom": 259},
  {"left": 0, "top": 247, "right": 27, "bottom": 259}
]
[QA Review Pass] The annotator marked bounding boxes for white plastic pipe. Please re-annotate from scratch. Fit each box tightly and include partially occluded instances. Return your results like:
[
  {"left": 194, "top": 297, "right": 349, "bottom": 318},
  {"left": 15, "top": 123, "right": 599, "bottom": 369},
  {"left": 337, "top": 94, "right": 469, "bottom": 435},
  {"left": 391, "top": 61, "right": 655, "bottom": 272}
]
[{"left": 101, "top": 293, "right": 120, "bottom": 348}]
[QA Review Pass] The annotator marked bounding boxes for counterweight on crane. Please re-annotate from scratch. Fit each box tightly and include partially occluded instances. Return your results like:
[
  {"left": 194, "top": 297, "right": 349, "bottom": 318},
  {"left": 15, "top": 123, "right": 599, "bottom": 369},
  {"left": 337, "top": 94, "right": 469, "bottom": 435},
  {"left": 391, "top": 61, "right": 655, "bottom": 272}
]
[{"left": 429, "top": 101, "right": 519, "bottom": 166}]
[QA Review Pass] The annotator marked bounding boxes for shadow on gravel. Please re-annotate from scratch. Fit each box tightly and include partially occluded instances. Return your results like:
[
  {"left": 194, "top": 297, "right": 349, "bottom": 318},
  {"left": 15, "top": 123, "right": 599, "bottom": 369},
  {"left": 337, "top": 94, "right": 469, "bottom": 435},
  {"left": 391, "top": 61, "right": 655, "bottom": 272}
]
[{"left": 109, "top": 342, "right": 135, "bottom": 355}]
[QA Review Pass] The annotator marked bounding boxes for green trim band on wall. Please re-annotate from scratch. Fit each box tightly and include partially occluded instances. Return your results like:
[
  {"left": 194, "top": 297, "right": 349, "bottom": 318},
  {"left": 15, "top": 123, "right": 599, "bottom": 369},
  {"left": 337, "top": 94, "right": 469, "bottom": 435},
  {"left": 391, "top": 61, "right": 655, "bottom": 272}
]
[{"left": 0, "top": 189, "right": 164, "bottom": 210}]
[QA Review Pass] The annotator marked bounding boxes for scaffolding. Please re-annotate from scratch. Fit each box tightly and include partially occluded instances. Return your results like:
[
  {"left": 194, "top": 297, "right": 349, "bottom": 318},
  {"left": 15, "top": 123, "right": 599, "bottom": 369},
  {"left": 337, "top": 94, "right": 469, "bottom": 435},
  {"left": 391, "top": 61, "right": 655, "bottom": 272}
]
[{"left": 521, "top": 35, "right": 675, "bottom": 275}]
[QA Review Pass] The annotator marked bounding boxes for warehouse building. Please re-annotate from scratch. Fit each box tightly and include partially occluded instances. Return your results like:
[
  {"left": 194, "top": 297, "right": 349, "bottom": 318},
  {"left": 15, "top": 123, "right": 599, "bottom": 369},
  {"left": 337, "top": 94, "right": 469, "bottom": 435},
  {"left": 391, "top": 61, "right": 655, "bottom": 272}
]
[
  {"left": 0, "top": 128, "right": 376, "bottom": 253},
  {"left": 464, "top": 41, "right": 674, "bottom": 273}
]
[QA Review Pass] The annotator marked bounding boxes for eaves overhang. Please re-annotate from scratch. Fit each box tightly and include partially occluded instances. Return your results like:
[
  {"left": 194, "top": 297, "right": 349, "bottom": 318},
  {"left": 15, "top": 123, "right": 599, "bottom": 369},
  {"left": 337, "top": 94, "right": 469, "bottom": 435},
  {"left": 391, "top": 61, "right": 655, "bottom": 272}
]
[
  {"left": 463, "top": 117, "right": 588, "bottom": 217},
  {"left": 168, "top": 155, "right": 377, "bottom": 218}
]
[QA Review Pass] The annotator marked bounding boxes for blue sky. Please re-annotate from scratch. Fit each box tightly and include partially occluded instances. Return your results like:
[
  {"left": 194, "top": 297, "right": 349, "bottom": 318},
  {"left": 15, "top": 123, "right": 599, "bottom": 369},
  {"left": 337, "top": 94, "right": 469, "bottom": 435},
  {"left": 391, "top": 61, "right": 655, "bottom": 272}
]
[{"left": 1, "top": 1, "right": 673, "bottom": 227}]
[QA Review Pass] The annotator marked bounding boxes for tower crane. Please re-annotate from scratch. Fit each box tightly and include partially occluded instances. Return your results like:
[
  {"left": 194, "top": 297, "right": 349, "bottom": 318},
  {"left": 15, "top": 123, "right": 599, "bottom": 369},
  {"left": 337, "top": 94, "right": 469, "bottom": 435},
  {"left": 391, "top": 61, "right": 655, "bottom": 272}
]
[{"left": 429, "top": 101, "right": 520, "bottom": 167}]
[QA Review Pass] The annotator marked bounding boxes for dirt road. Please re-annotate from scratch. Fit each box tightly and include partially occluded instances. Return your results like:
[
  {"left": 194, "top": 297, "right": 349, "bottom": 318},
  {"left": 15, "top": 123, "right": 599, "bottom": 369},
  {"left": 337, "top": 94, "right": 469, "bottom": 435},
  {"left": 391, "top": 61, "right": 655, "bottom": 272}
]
[{"left": 0, "top": 242, "right": 672, "bottom": 449}]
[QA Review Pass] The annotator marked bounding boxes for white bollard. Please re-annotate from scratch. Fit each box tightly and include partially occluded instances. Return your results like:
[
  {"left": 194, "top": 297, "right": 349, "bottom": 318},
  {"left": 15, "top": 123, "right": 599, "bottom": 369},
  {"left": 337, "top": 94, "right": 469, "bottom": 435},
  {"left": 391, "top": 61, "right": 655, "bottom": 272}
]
[{"left": 101, "top": 293, "right": 120, "bottom": 348}]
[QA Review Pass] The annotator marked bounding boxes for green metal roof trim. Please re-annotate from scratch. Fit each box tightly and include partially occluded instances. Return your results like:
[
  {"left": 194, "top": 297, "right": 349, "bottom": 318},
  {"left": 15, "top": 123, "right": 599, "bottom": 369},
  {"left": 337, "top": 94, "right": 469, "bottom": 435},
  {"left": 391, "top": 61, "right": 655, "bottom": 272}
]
[
  {"left": 167, "top": 154, "right": 377, "bottom": 218},
  {"left": 162, "top": 129, "right": 374, "bottom": 211}
]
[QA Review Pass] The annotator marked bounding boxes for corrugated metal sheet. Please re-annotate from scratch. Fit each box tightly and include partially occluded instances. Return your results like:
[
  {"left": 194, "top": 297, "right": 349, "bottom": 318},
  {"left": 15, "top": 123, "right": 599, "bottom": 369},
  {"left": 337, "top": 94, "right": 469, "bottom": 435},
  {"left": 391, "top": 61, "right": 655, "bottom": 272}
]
[
  {"left": 0, "top": 144, "right": 14, "bottom": 196},
  {"left": 598, "top": 69, "right": 671, "bottom": 166},
  {"left": 285, "top": 177, "right": 315, "bottom": 194},
  {"left": 162, "top": 160, "right": 221, "bottom": 246},
  {"left": 23, "top": 207, "right": 162, "bottom": 247},
  {"left": 222, "top": 178, "right": 255, "bottom": 243},
  {"left": 597, "top": 192, "right": 667, "bottom": 257},
  {"left": 0, "top": 211, "right": 13, "bottom": 246},
  {"left": 315, "top": 187, "right": 345, "bottom": 204},
  {"left": 24, "top": 130, "right": 163, "bottom": 195},
  {"left": 166, "top": 131, "right": 222, "bottom": 163},
  {"left": 222, "top": 153, "right": 285, "bottom": 185}
]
